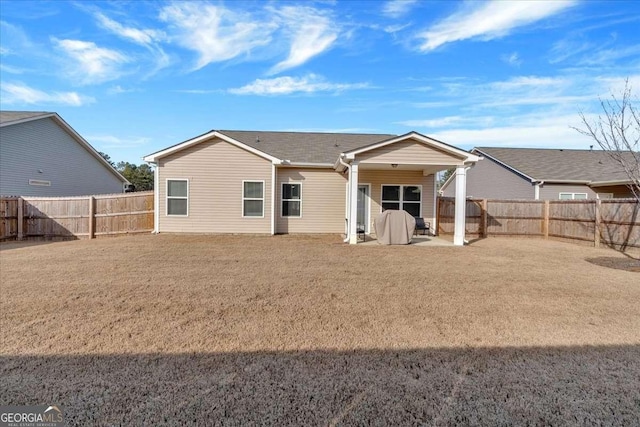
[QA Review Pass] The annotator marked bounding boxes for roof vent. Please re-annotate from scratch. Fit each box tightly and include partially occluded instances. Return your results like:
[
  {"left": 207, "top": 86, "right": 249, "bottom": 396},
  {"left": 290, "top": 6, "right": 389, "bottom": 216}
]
[
  {"left": 256, "top": 136, "right": 260, "bottom": 143},
  {"left": 334, "top": 143, "right": 339, "bottom": 147}
]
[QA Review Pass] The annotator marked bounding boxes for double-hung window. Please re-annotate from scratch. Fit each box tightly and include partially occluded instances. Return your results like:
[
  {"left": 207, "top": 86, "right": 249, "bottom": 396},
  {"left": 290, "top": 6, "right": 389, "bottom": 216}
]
[
  {"left": 167, "top": 179, "right": 188, "bottom": 216},
  {"left": 282, "top": 183, "right": 301, "bottom": 217},
  {"left": 243, "top": 181, "right": 264, "bottom": 217},
  {"left": 381, "top": 185, "right": 421, "bottom": 217}
]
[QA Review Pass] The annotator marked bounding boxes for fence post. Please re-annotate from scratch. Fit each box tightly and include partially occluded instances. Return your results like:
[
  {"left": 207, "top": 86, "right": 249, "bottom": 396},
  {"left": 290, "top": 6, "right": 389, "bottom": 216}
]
[
  {"left": 435, "top": 197, "right": 440, "bottom": 236},
  {"left": 17, "top": 197, "right": 24, "bottom": 241},
  {"left": 88, "top": 196, "right": 95, "bottom": 239},
  {"left": 481, "top": 199, "right": 488, "bottom": 238},
  {"left": 543, "top": 200, "right": 549, "bottom": 239},
  {"left": 594, "top": 199, "right": 601, "bottom": 248}
]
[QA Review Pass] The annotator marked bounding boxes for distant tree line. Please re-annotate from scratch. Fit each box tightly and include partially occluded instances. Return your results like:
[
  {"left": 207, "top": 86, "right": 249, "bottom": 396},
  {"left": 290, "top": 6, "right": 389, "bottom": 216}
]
[{"left": 99, "top": 152, "right": 154, "bottom": 192}]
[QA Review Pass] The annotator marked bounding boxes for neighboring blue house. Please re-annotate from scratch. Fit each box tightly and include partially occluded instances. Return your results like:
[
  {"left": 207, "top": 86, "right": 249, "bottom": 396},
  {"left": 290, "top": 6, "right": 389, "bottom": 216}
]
[{"left": 0, "top": 111, "right": 128, "bottom": 196}]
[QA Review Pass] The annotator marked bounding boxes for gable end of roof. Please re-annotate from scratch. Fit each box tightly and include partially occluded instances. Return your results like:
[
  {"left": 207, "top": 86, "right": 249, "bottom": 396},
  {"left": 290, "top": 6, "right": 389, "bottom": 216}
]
[{"left": 143, "top": 130, "right": 281, "bottom": 163}]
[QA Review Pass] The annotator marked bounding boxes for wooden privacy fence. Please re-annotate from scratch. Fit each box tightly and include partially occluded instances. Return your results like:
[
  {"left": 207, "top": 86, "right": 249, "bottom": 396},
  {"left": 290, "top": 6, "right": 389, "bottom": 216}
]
[
  {"left": 437, "top": 197, "right": 640, "bottom": 249},
  {"left": 0, "top": 191, "right": 154, "bottom": 241}
]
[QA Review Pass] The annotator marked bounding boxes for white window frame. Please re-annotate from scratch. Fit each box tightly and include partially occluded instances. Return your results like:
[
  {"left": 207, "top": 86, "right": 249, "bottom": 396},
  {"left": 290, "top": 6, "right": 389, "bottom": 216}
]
[
  {"left": 166, "top": 178, "right": 189, "bottom": 216},
  {"left": 281, "top": 182, "right": 302, "bottom": 218},
  {"left": 381, "top": 184, "right": 422, "bottom": 217},
  {"left": 242, "top": 180, "right": 265, "bottom": 218},
  {"left": 597, "top": 193, "right": 613, "bottom": 199},
  {"left": 558, "top": 192, "right": 588, "bottom": 200}
]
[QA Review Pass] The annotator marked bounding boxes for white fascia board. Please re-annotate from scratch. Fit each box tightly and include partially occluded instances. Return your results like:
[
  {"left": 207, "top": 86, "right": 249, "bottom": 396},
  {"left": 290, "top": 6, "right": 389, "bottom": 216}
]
[
  {"left": 544, "top": 179, "right": 592, "bottom": 184},
  {"left": 47, "top": 113, "right": 129, "bottom": 184},
  {"left": 472, "top": 148, "right": 536, "bottom": 183},
  {"left": 345, "top": 132, "right": 480, "bottom": 162},
  {"left": 143, "top": 130, "right": 281, "bottom": 163},
  {"left": 589, "top": 179, "right": 633, "bottom": 187}
]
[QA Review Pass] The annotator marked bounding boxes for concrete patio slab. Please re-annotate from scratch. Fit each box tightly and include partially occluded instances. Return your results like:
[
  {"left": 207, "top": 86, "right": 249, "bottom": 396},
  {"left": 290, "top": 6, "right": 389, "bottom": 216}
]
[{"left": 358, "top": 235, "right": 454, "bottom": 246}]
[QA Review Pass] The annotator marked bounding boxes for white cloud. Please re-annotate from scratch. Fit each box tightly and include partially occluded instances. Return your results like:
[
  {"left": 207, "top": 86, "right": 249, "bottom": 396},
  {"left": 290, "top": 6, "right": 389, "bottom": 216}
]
[
  {"left": 501, "top": 52, "right": 522, "bottom": 67},
  {"left": 88, "top": 135, "right": 150, "bottom": 148},
  {"left": 431, "top": 121, "right": 593, "bottom": 150},
  {"left": 107, "top": 85, "right": 139, "bottom": 95},
  {"left": 0, "top": 20, "right": 33, "bottom": 51},
  {"left": 0, "top": 82, "right": 94, "bottom": 106},
  {"left": 228, "top": 74, "right": 369, "bottom": 95},
  {"left": 491, "top": 76, "right": 563, "bottom": 88},
  {"left": 94, "top": 12, "right": 170, "bottom": 74},
  {"left": 382, "top": 0, "right": 418, "bottom": 18},
  {"left": 159, "top": 3, "right": 275, "bottom": 71},
  {"left": 397, "top": 116, "right": 494, "bottom": 128},
  {"left": 94, "top": 13, "right": 164, "bottom": 46},
  {"left": 418, "top": 0, "right": 577, "bottom": 51},
  {"left": 578, "top": 45, "right": 640, "bottom": 66},
  {"left": 268, "top": 6, "right": 338, "bottom": 75},
  {"left": 52, "top": 38, "right": 129, "bottom": 85},
  {"left": 549, "top": 36, "right": 594, "bottom": 64},
  {"left": 398, "top": 73, "right": 640, "bottom": 150},
  {"left": 384, "top": 23, "right": 412, "bottom": 34},
  {"left": 0, "top": 64, "right": 26, "bottom": 74}
]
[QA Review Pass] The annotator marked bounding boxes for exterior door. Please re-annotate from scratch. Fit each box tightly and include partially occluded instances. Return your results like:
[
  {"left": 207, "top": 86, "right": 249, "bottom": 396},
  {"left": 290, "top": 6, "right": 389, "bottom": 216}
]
[{"left": 357, "top": 184, "right": 370, "bottom": 233}]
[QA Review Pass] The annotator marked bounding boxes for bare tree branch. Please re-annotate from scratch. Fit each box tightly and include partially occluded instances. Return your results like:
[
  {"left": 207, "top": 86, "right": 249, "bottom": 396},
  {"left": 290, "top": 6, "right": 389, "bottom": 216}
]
[{"left": 572, "top": 78, "right": 640, "bottom": 201}]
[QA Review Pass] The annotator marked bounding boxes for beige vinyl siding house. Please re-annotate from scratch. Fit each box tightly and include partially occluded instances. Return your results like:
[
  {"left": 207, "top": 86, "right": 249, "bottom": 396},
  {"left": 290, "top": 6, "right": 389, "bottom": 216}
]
[
  {"left": 144, "top": 130, "right": 480, "bottom": 245},
  {"left": 157, "top": 136, "right": 272, "bottom": 233},
  {"left": 441, "top": 147, "right": 637, "bottom": 200},
  {"left": 276, "top": 168, "right": 346, "bottom": 234}
]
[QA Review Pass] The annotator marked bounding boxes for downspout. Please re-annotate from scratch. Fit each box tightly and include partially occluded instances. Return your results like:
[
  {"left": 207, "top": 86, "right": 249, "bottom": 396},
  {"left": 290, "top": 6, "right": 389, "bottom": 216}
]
[
  {"left": 534, "top": 180, "right": 545, "bottom": 200},
  {"left": 338, "top": 155, "right": 351, "bottom": 243}
]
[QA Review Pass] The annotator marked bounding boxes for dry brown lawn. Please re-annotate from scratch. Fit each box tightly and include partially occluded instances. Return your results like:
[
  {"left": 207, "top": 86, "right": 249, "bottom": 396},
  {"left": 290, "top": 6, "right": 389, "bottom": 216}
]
[{"left": 1, "top": 234, "right": 639, "bottom": 426}]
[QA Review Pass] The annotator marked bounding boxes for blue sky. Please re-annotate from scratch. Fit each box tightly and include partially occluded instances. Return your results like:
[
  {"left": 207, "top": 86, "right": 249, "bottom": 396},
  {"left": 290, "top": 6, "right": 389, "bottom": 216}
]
[{"left": 1, "top": 0, "right": 639, "bottom": 164}]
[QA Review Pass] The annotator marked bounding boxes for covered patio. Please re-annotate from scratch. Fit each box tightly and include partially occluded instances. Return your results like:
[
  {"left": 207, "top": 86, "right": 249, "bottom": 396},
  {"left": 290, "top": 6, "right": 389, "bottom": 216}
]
[
  {"left": 336, "top": 132, "right": 481, "bottom": 245},
  {"left": 358, "top": 235, "right": 455, "bottom": 246}
]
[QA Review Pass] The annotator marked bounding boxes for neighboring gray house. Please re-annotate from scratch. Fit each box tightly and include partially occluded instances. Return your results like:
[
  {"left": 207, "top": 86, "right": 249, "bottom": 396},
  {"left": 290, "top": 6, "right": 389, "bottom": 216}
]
[
  {"left": 441, "top": 147, "right": 636, "bottom": 200},
  {"left": 0, "top": 111, "right": 128, "bottom": 196}
]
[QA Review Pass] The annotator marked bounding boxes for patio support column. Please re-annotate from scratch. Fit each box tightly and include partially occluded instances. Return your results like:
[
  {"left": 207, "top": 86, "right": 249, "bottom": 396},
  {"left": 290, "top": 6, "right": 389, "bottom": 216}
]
[
  {"left": 348, "top": 161, "right": 360, "bottom": 244},
  {"left": 453, "top": 165, "right": 467, "bottom": 246},
  {"left": 153, "top": 163, "right": 159, "bottom": 233}
]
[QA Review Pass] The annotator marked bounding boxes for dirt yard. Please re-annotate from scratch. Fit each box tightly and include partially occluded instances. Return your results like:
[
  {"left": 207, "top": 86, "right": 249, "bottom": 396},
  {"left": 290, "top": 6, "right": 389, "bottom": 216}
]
[{"left": 1, "top": 235, "right": 639, "bottom": 425}]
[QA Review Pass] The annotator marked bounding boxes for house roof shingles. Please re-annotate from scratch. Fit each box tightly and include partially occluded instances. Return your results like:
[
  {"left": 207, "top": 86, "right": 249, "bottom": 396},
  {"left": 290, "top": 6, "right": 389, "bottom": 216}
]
[
  {"left": 218, "top": 130, "right": 397, "bottom": 164},
  {"left": 0, "top": 111, "right": 52, "bottom": 125},
  {"left": 476, "top": 147, "right": 634, "bottom": 183}
]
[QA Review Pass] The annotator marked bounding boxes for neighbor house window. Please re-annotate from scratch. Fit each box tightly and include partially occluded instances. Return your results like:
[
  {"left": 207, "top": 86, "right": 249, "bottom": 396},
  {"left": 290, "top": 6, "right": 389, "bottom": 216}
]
[
  {"left": 243, "top": 181, "right": 264, "bottom": 217},
  {"left": 282, "top": 183, "right": 301, "bottom": 217},
  {"left": 381, "top": 185, "right": 421, "bottom": 217},
  {"left": 559, "top": 193, "right": 588, "bottom": 200},
  {"left": 167, "top": 179, "right": 188, "bottom": 216}
]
